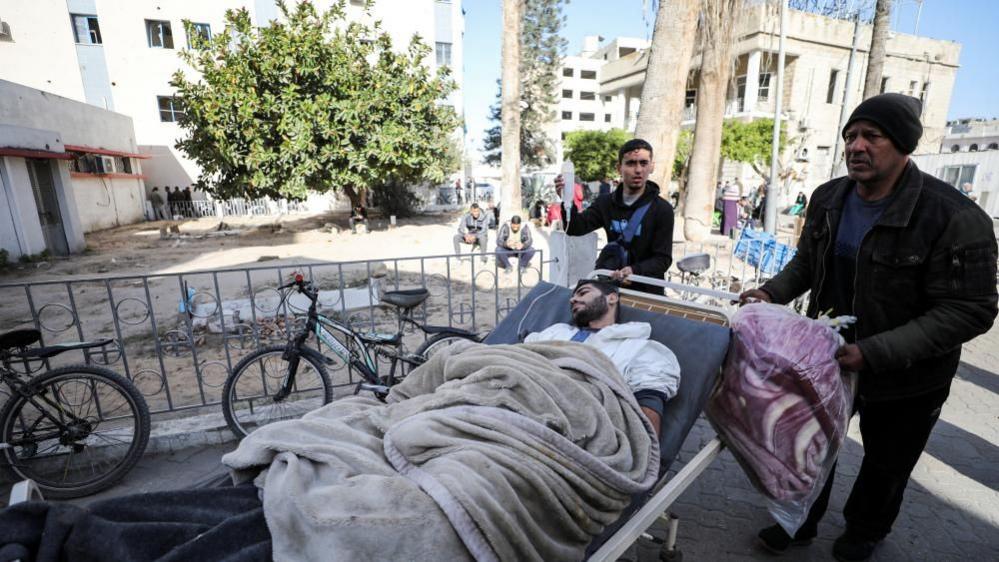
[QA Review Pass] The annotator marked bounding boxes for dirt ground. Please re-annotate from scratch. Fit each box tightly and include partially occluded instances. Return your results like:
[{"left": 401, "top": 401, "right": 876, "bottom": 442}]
[{"left": 0, "top": 209, "right": 541, "bottom": 281}]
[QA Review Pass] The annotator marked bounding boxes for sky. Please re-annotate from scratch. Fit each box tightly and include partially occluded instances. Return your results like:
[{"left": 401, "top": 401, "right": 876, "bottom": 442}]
[{"left": 460, "top": 0, "right": 999, "bottom": 159}]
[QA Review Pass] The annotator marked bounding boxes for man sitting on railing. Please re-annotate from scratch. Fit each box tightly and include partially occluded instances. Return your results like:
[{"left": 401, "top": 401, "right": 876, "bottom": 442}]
[
  {"left": 495, "top": 215, "right": 536, "bottom": 273},
  {"left": 453, "top": 203, "right": 490, "bottom": 262},
  {"left": 524, "top": 278, "right": 681, "bottom": 436}
]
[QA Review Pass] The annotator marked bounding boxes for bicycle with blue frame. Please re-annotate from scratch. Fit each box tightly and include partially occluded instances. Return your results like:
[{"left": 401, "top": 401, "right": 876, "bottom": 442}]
[{"left": 221, "top": 273, "right": 481, "bottom": 439}]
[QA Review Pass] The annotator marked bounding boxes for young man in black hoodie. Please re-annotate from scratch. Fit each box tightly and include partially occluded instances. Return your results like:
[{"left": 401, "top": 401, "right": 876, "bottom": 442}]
[{"left": 555, "top": 138, "right": 675, "bottom": 294}]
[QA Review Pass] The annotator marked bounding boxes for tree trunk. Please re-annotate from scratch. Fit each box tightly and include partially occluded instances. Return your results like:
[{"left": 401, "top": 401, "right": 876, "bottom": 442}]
[
  {"left": 683, "top": 0, "right": 740, "bottom": 241},
  {"left": 501, "top": 0, "right": 523, "bottom": 218},
  {"left": 635, "top": 0, "right": 700, "bottom": 195},
  {"left": 862, "top": 0, "right": 892, "bottom": 100}
]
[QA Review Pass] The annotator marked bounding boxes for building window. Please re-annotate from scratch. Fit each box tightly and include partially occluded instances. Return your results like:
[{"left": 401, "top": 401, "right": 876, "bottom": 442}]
[
  {"left": 685, "top": 89, "right": 696, "bottom": 108},
  {"left": 969, "top": 143, "right": 979, "bottom": 152},
  {"left": 880, "top": 77, "right": 889, "bottom": 94},
  {"left": 580, "top": 91, "right": 595, "bottom": 101},
  {"left": 950, "top": 144, "right": 960, "bottom": 153},
  {"left": 919, "top": 82, "right": 929, "bottom": 105},
  {"left": 561, "top": 132, "right": 567, "bottom": 140},
  {"left": 736, "top": 76, "right": 747, "bottom": 111},
  {"left": 70, "top": 14, "right": 102, "bottom": 44},
  {"left": 908, "top": 80, "right": 919, "bottom": 97},
  {"left": 435, "top": 42, "right": 452, "bottom": 66},
  {"left": 146, "top": 20, "right": 174, "bottom": 49},
  {"left": 157, "top": 96, "right": 185, "bottom": 122},
  {"left": 563, "top": 67, "right": 574, "bottom": 77},
  {"left": 580, "top": 69, "right": 596, "bottom": 80},
  {"left": 562, "top": 89, "right": 573, "bottom": 99},
  {"left": 562, "top": 111, "right": 572, "bottom": 120},
  {"left": 187, "top": 22, "right": 212, "bottom": 48},
  {"left": 826, "top": 69, "right": 839, "bottom": 104},
  {"left": 604, "top": 95, "right": 612, "bottom": 102},
  {"left": 988, "top": 143, "right": 999, "bottom": 150},
  {"left": 579, "top": 112, "right": 595, "bottom": 122},
  {"left": 758, "top": 72, "right": 772, "bottom": 102},
  {"left": 604, "top": 114, "right": 611, "bottom": 123},
  {"left": 940, "top": 164, "right": 976, "bottom": 187}
]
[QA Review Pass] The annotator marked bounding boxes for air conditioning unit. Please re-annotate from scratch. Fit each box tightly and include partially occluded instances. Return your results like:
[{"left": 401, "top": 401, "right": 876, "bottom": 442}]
[{"left": 94, "top": 155, "right": 116, "bottom": 174}]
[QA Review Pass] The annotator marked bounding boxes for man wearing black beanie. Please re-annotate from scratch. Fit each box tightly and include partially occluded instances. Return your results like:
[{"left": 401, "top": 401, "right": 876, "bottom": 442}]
[{"left": 740, "top": 94, "right": 997, "bottom": 561}]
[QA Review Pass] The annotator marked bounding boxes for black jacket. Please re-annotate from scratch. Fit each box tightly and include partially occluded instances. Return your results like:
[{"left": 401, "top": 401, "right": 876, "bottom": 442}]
[
  {"left": 761, "top": 161, "right": 998, "bottom": 400},
  {"left": 564, "top": 181, "right": 675, "bottom": 290}
]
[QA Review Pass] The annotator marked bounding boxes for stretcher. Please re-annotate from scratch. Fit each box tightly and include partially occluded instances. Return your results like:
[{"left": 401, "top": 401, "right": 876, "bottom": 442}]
[
  {"left": 6, "top": 273, "right": 737, "bottom": 562},
  {"left": 484, "top": 272, "right": 736, "bottom": 561}
]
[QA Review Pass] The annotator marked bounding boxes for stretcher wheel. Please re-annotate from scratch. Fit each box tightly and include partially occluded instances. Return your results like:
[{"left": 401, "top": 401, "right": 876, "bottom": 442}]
[{"left": 660, "top": 548, "right": 682, "bottom": 562}]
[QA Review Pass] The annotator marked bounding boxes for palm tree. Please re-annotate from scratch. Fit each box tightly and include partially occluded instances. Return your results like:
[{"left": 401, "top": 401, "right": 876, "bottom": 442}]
[
  {"left": 635, "top": 0, "right": 701, "bottom": 194},
  {"left": 501, "top": 0, "right": 524, "bottom": 217},
  {"left": 862, "top": 0, "right": 892, "bottom": 100},
  {"left": 683, "top": 0, "right": 742, "bottom": 241}
]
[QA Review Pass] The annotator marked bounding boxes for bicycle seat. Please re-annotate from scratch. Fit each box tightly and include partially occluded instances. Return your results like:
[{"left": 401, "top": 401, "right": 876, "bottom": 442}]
[
  {"left": 676, "top": 253, "right": 711, "bottom": 275},
  {"left": 16, "top": 339, "right": 115, "bottom": 359},
  {"left": 381, "top": 289, "right": 430, "bottom": 309},
  {"left": 0, "top": 329, "right": 41, "bottom": 351}
]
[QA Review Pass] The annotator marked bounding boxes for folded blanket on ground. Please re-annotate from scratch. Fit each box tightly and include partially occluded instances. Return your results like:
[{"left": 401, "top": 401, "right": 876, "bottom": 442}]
[{"left": 223, "top": 341, "right": 659, "bottom": 562}]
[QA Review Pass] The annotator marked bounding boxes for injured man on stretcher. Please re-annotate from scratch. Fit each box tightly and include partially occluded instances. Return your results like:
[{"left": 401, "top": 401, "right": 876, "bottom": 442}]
[{"left": 0, "top": 280, "right": 682, "bottom": 562}]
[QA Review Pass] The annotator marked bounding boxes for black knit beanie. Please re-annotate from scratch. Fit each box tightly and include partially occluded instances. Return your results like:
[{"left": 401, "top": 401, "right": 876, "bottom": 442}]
[{"left": 842, "top": 93, "right": 923, "bottom": 154}]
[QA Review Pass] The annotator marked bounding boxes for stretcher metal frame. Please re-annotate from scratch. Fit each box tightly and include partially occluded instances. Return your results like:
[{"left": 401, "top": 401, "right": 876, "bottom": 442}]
[{"left": 587, "top": 271, "right": 736, "bottom": 562}]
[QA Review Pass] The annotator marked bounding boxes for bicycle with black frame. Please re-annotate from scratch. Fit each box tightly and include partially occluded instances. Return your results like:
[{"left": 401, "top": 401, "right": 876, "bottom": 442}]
[
  {"left": 221, "top": 273, "right": 482, "bottom": 439},
  {"left": 0, "top": 330, "right": 150, "bottom": 499}
]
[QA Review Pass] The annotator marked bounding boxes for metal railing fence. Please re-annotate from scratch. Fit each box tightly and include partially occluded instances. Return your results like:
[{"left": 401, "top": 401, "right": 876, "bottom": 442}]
[{"left": 0, "top": 251, "right": 547, "bottom": 417}]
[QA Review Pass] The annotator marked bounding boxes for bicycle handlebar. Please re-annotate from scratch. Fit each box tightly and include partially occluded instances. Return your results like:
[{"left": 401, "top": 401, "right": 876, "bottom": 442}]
[{"left": 278, "top": 273, "right": 319, "bottom": 303}]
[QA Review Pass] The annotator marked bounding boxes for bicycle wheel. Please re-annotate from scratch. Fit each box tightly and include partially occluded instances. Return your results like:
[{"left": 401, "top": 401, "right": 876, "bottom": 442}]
[
  {"left": 415, "top": 333, "right": 482, "bottom": 362},
  {"left": 222, "top": 345, "right": 332, "bottom": 439},
  {"left": 0, "top": 365, "right": 150, "bottom": 499}
]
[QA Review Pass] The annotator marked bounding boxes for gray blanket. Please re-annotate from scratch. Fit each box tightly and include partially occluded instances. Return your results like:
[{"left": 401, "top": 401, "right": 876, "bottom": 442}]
[{"left": 222, "top": 341, "right": 659, "bottom": 561}]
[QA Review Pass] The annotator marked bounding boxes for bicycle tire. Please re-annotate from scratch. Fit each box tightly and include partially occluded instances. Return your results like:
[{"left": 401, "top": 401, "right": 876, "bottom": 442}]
[
  {"left": 414, "top": 332, "right": 482, "bottom": 362},
  {"left": 222, "top": 345, "right": 332, "bottom": 440},
  {"left": 0, "top": 365, "right": 150, "bottom": 499}
]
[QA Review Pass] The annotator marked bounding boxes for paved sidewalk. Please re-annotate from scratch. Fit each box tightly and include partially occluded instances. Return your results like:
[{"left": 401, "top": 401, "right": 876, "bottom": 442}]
[{"left": 3, "top": 325, "right": 996, "bottom": 560}]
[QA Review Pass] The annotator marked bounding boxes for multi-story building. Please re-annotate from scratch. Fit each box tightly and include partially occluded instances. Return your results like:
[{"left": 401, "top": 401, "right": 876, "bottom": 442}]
[
  {"left": 0, "top": 0, "right": 464, "bottom": 194},
  {"left": 941, "top": 118, "right": 999, "bottom": 154},
  {"left": 556, "top": 4, "right": 960, "bottom": 203}
]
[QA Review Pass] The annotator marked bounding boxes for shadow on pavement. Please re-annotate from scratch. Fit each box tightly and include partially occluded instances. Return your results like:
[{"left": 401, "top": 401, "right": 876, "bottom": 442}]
[
  {"left": 925, "top": 418, "right": 999, "bottom": 491},
  {"left": 955, "top": 360, "right": 999, "bottom": 396}
]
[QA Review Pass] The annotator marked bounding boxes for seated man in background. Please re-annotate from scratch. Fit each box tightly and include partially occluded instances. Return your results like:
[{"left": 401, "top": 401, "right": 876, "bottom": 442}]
[
  {"left": 525, "top": 279, "right": 681, "bottom": 436},
  {"left": 495, "top": 215, "right": 536, "bottom": 273},
  {"left": 453, "top": 203, "right": 490, "bottom": 262},
  {"left": 349, "top": 203, "right": 368, "bottom": 234}
]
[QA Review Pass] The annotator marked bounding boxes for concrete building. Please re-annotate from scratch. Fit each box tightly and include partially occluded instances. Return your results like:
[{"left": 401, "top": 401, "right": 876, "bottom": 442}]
[
  {"left": 556, "top": 4, "right": 960, "bottom": 204},
  {"left": 940, "top": 118, "right": 999, "bottom": 154},
  {"left": 1, "top": 80, "right": 147, "bottom": 259},
  {"left": 0, "top": 0, "right": 464, "bottom": 197},
  {"left": 912, "top": 151, "right": 999, "bottom": 217}
]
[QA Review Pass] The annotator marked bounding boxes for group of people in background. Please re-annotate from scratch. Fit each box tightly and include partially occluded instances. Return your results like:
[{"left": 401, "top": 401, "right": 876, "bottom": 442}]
[
  {"left": 148, "top": 185, "right": 194, "bottom": 220},
  {"left": 453, "top": 203, "right": 536, "bottom": 272}
]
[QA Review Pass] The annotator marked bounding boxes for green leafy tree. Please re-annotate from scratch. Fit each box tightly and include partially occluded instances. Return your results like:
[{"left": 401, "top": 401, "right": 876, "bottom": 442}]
[
  {"left": 562, "top": 129, "right": 631, "bottom": 182},
  {"left": 482, "top": 0, "right": 568, "bottom": 170},
  {"left": 171, "top": 0, "right": 460, "bottom": 207},
  {"left": 720, "top": 118, "right": 789, "bottom": 181}
]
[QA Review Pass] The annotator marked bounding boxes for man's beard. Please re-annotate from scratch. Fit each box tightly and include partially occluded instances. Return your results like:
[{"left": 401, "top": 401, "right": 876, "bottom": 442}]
[{"left": 571, "top": 296, "right": 609, "bottom": 326}]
